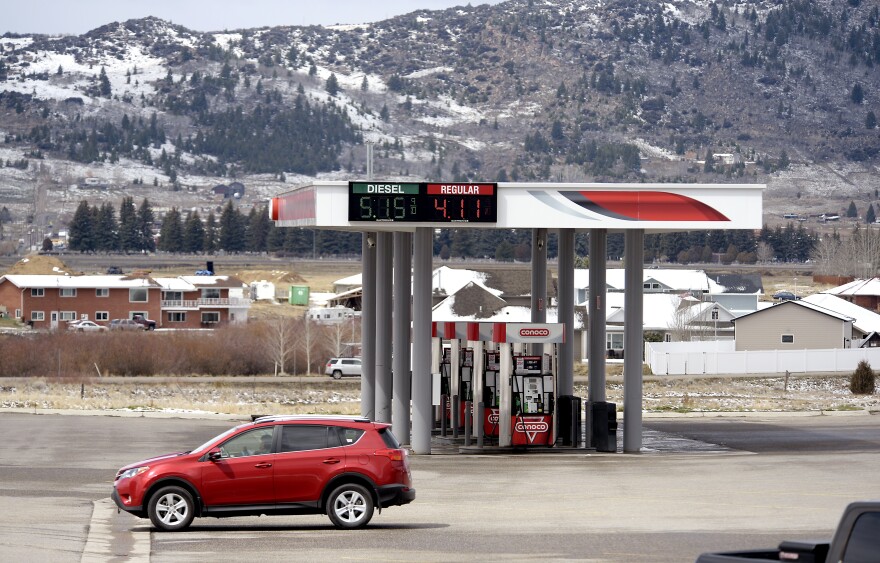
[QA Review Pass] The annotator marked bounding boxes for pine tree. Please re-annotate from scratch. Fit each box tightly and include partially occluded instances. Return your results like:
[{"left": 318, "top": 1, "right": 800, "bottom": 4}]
[
  {"left": 218, "top": 201, "right": 246, "bottom": 252},
  {"left": 325, "top": 73, "right": 339, "bottom": 96},
  {"left": 157, "top": 208, "right": 184, "bottom": 252},
  {"left": 266, "top": 221, "right": 285, "bottom": 252},
  {"left": 183, "top": 211, "right": 205, "bottom": 253},
  {"left": 852, "top": 83, "right": 865, "bottom": 104},
  {"left": 98, "top": 66, "right": 111, "bottom": 97},
  {"left": 867, "top": 111, "right": 877, "bottom": 130},
  {"left": 136, "top": 199, "right": 156, "bottom": 252},
  {"left": 247, "top": 206, "right": 270, "bottom": 252},
  {"left": 204, "top": 211, "right": 218, "bottom": 254},
  {"left": 867, "top": 204, "right": 877, "bottom": 225},
  {"left": 118, "top": 196, "right": 139, "bottom": 252},
  {"left": 68, "top": 200, "right": 96, "bottom": 252},
  {"left": 847, "top": 200, "right": 858, "bottom": 218},
  {"left": 94, "top": 202, "right": 119, "bottom": 251}
]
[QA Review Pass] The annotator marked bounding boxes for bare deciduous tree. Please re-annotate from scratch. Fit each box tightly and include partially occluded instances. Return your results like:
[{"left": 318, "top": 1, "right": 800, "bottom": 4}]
[{"left": 263, "top": 314, "right": 297, "bottom": 375}]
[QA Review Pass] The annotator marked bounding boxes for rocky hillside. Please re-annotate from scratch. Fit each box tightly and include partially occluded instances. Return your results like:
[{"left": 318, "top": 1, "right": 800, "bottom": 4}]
[{"left": 0, "top": 0, "right": 879, "bottom": 238}]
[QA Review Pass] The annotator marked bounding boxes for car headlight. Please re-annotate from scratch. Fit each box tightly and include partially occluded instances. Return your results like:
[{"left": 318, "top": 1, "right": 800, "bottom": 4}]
[{"left": 116, "top": 466, "right": 149, "bottom": 481}]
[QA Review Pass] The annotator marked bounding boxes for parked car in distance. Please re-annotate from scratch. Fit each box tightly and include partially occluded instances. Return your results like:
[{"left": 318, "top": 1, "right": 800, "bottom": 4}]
[
  {"left": 67, "top": 320, "right": 107, "bottom": 332},
  {"left": 773, "top": 290, "right": 798, "bottom": 300},
  {"left": 325, "top": 358, "right": 362, "bottom": 379},
  {"left": 132, "top": 314, "right": 157, "bottom": 330},
  {"left": 112, "top": 415, "right": 415, "bottom": 532},
  {"left": 109, "top": 319, "right": 146, "bottom": 331}
]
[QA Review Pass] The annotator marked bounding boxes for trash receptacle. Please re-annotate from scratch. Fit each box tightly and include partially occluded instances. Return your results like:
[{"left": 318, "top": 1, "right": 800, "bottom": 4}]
[
  {"left": 557, "top": 395, "right": 582, "bottom": 447},
  {"left": 590, "top": 401, "right": 617, "bottom": 452}
]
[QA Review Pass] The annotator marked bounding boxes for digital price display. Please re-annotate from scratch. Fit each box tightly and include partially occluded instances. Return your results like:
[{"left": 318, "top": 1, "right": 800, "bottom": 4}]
[{"left": 348, "top": 182, "right": 497, "bottom": 223}]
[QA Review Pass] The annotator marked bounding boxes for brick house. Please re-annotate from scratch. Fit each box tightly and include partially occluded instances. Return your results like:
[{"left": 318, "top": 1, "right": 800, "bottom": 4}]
[
  {"left": 0, "top": 275, "right": 161, "bottom": 329},
  {"left": 154, "top": 276, "right": 251, "bottom": 329},
  {"left": 0, "top": 274, "right": 250, "bottom": 330}
]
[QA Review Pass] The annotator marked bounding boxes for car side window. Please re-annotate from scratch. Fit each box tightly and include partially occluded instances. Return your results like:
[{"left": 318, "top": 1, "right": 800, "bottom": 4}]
[
  {"left": 219, "top": 427, "right": 274, "bottom": 458},
  {"left": 842, "top": 512, "right": 880, "bottom": 563},
  {"left": 279, "top": 425, "right": 337, "bottom": 453},
  {"left": 337, "top": 427, "right": 365, "bottom": 445}
]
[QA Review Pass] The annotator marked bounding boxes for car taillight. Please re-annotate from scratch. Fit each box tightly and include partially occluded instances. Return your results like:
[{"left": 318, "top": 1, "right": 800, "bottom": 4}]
[{"left": 375, "top": 448, "right": 405, "bottom": 461}]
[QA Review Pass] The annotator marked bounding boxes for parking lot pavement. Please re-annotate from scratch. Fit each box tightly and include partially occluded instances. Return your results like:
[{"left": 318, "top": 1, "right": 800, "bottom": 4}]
[{"left": 2, "top": 411, "right": 879, "bottom": 562}]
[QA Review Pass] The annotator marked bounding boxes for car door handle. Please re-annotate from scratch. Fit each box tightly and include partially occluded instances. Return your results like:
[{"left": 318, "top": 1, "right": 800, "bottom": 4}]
[
  {"left": 254, "top": 463, "right": 273, "bottom": 469},
  {"left": 322, "top": 458, "right": 341, "bottom": 465}
]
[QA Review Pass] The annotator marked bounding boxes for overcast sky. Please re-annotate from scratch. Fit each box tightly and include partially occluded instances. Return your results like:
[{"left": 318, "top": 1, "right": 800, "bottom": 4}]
[{"left": 2, "top": 1, "right": 506, "bottom": 35}]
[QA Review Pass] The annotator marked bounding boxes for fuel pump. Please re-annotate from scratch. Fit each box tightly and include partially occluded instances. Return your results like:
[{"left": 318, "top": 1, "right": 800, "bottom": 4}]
[
  {"left": 493, "top": 322, "right": 565, "bottom": 448},
  {"left": 510, "top": 353, "right": 554, "bottom": 446},
  {"left": 433, "top": 321, "right": 472, "bottom": 431},
  {"left": 431, "top": 321, "right": 455, "bottom": 429},
  {"left": 465, "top": 322, "right": 497, "bottom": 442}
]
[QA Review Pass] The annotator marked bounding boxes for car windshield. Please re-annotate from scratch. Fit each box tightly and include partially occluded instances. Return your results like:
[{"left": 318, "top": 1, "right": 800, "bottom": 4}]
[{"left": 190, "top": 424, "right": 249, "bottom": 454}]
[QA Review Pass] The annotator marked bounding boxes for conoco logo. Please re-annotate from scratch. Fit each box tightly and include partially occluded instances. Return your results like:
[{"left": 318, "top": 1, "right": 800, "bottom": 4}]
[
  {"left": 515, "top": 421, "right": 549, "bottom": 432},
  {"left": 520, "top": 328, "right": 550, "bottom": 337}
]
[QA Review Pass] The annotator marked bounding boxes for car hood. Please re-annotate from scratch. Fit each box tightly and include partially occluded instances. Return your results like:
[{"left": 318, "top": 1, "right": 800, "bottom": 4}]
[{"left": 118, "top": 451, "right": 190, "bottom": 472}]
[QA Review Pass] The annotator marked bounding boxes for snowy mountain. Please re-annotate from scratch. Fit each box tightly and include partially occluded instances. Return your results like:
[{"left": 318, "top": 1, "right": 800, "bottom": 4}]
[{"left": 1, "top": 0, "right": 879, "bottom": 238}]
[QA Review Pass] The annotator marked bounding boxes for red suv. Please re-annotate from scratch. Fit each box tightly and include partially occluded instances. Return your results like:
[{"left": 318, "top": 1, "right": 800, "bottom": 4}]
[{"left": 112, "top": 415, "right": 415, "bottom": 531}]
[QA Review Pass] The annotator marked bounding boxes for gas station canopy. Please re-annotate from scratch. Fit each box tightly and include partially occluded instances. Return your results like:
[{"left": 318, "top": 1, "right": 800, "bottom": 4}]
[{"left": 270, "top": 182, "right": 763, "bottom": 232}]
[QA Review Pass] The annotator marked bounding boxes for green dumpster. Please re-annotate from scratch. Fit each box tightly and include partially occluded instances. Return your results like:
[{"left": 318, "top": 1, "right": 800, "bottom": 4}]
[{"left": 289, "top": 285, "right": 310, "bottom": 305}]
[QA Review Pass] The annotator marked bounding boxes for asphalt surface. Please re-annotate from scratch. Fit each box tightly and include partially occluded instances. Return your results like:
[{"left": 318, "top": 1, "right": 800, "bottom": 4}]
[{"left": 1, "top": 410, "right": 878, "bottom": 562}]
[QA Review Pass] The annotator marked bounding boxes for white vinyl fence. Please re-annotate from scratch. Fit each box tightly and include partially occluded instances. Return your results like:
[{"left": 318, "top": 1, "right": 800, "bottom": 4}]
[{"left": 646, "top": 341, "right": 880, "bottom": 375}]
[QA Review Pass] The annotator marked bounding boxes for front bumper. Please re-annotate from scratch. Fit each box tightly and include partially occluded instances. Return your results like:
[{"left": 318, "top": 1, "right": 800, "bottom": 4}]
[{"left": 111, "top": 487, "right": 143, "bottom": 515}]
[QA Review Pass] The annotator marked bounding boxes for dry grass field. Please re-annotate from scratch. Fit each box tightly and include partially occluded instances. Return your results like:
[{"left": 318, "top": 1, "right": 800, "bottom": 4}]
[{"left": 1, "top": 372, "right": 877, "bottom": 416}]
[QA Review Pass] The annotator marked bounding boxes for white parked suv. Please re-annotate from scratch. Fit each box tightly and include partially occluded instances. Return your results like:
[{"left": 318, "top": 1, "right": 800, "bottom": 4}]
[{"left": 325, "top": 358, "right": 362, "bottom": 379}]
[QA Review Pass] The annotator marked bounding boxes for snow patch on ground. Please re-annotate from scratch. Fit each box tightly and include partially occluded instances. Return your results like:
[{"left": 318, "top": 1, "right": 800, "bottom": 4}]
[{"left": 632, "top": 138, "right": 680, "bottom": 161}]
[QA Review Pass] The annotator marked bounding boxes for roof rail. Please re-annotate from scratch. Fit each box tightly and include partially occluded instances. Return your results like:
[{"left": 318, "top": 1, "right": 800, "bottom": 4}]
[{"left": 250, "top": 414, "right": 372, "bottom": 423}]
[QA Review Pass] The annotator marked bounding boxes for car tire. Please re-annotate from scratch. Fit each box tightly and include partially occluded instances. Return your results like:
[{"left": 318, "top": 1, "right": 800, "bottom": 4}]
[
  {"left": 326, "top": 483, "right": 374, "bottom": 529},
  {"left": 332, "top": 370, "right": 343, "bottom": 380},
  {"left": 148, "top": 485, "right": 195, "bottom": 532}
]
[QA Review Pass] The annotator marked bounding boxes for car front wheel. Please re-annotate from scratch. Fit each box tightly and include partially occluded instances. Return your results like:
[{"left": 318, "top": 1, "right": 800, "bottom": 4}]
[
  {"left": 326, "top": 483, "right": 374, "bottom": 529},
  {"left": 332, "top": 370, "right": 343, "bottom": 380},
  {"left": 148, "top": 485, "right": 195, "bottom": 531}
]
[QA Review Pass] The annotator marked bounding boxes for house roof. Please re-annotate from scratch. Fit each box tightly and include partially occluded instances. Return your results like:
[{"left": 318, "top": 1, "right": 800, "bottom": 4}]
[
  {"left": 802, "top": 293, "right": 880, "bottom": 334},
  {"left": 826, "top": 277, "right": 880, "bottom": 297},
  {"left": 733, "top": 299, "right": 855, "bottom": 323},
  {"left": 604, "top": 293, "right": 733, "bottom": 330},
  {"left": 0, "top": 274, "right": 159, "bottom": 289},
  {"left": 333, "top": 266, "right": 538, "bottom": 300},
  {"left": 178, "top": 275, "right": 247, "bottom": 288},
  {"left": 706, "top": 273, "right": 764, "bottom": 294},
  {"left": 573, "top": 268, "right": 726, "bottom": 293}
]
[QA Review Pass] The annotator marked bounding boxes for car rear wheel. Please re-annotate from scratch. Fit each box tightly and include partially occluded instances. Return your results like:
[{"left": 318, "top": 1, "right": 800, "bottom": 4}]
[
  {"left": 148, "top": 485, "right": 195, "bottom": 532},
  {"left": 326, "top": 483, "right": 374, "bottom": 529},
  {"left": 332, "top": 370, "right": 343, "bottom": 380}
]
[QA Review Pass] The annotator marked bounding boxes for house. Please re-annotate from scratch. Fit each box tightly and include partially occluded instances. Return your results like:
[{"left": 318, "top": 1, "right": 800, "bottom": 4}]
[
  {"left": 0, "top": 274, "right": 250, "bottom": 330},
  {"left": 155, "top": 276, "right": 250, "bottom": 328},
  {"left": 604, "top": 293, "right": 736, "bottom": 356},
  {"left": 211, "top": 182, "right": 246, "bottom": 199},
  {"left": 825, "top": 277, "right": 880, "bottom": 312},
  {"left": 801, "top": 293, "right": 880, "bottom": 346},
  {"left": 575, "top": 268, "right": 751, "bottom": 356},
  {"left": 327, "top": 265, "right": 548, "bottom": 311},
  {"left": 0, "top": 274, "right": 161, "bottom": 329},
  {"left": 732, "top": 300, "right": 854, "bottom": 351},
  {"left": 705, "top": 273, "right": 764, "bottom": 317}
]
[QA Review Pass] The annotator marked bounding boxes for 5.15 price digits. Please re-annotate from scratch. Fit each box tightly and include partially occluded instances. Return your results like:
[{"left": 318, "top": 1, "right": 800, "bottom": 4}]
[{"left": 359, "top": 196, "right": 418, "bottom": 220}]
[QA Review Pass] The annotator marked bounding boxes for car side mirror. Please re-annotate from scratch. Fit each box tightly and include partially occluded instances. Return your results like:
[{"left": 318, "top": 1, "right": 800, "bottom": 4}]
[{"left": 207, "top": 448, "right": 223, "bottom": 462}]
